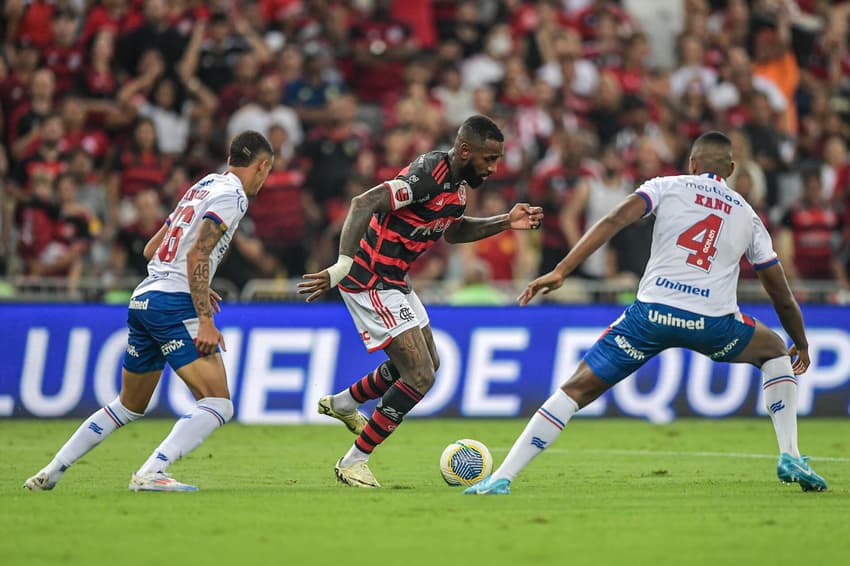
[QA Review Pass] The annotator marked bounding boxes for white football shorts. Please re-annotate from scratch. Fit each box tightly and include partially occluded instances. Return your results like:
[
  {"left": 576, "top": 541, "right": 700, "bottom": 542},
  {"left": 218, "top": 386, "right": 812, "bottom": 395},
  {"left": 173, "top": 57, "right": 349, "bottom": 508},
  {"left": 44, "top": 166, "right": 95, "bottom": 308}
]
[{"left": 340, "top": 287, "right": 429, "bottom": 352}]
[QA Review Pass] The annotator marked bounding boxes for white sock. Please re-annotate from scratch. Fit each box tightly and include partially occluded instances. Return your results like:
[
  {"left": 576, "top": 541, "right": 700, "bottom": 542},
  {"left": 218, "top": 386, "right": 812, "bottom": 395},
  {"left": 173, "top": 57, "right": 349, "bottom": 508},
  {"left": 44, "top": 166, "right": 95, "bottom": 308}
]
[
  {"left": 44, "top": 398, "right": 143, "bottom": 484},
  {"left": 339, "top": 444, "right": 369, "bottom": 468},
  {"left": 492, "top": 390, "right": 579, "bottom": 482},
  {"left": 762, "top": 356, "right": 800, "bottom": 458},
  {"left": 136, "top": 397, "right": 233, "bottom": 475},
  {"left": 332, "top": 390, "right": 358, "bottom": 413}
]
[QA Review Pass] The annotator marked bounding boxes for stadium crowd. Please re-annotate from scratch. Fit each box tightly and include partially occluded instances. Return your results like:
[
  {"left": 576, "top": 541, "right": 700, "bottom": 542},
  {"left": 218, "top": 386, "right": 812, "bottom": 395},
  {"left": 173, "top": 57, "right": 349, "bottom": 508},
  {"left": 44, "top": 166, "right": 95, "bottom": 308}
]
[{"left": 1, "top": 0, "right": 850, "bottom": 302}]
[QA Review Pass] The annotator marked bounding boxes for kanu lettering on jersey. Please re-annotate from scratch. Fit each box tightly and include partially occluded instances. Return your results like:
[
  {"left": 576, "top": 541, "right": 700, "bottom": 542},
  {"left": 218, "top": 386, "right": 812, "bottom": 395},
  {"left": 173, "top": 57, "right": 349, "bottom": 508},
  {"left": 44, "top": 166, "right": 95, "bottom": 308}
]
[
  {"left": 694, "top": 194, "right": 732, "bottom": 214},
  {"left": 648, "top": 309, "right": 705, "bottom": 329},
  {"left": 654, "top": 276, "right": 710, "bottom": 297}
]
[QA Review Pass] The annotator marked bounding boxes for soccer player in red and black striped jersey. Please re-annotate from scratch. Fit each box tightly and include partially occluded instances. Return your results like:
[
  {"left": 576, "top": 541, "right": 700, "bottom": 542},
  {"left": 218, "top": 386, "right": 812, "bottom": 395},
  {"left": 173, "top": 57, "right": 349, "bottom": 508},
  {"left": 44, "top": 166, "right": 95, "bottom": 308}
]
[{"left": 298, "top": 115, "right": 543, "bottom": 488}]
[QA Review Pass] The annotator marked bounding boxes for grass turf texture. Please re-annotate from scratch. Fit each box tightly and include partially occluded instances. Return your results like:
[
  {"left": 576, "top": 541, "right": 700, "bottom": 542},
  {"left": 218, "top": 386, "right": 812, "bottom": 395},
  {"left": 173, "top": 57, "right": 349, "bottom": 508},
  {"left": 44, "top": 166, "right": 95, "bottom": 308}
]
[{"left": 3, "top": 418, "right": 849, "bottom": 566}]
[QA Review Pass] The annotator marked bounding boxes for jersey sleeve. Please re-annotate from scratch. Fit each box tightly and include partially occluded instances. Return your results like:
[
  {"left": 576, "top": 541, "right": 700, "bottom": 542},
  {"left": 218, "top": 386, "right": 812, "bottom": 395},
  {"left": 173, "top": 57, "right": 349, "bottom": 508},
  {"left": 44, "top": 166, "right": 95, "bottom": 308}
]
[
  {"left": 384, "top": 158, "right": 442, "bottom": 210},
  {"left": 634, "top": 177, "right": 665, "bottom": 217},
  {"left": 745, "top": 210, "right": 779, "bottom": 270},
  {"left": 203, "top": 191, "right": 247, "bottom": 232}
]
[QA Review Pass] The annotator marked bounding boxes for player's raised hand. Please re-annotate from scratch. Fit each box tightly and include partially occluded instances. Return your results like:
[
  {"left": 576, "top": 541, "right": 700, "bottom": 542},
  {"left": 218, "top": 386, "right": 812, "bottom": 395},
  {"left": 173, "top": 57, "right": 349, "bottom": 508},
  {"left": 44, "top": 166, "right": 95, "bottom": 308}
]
[
  {"left": 298, "top": 270, "right": 332, "bottom": 303},
  {"left": 508, "top": 203, "right": 543, "bottom": 230},
  {"left": 517, "top": 270, "right": 564, "bottom": 306},
  {"left": 788, "top": 344, "right": 810, "bottom": 375}
]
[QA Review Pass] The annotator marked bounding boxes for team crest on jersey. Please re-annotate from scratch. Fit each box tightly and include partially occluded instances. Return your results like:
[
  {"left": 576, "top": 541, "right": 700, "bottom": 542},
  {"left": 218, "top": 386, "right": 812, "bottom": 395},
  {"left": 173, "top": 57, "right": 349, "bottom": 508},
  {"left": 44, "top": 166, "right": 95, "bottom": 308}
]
[
  {"left": 396, "top": 187, "right": 411, "bottom": 202},
  {"left": 458, "top": 184, "right": 467, "bottom": 205}
]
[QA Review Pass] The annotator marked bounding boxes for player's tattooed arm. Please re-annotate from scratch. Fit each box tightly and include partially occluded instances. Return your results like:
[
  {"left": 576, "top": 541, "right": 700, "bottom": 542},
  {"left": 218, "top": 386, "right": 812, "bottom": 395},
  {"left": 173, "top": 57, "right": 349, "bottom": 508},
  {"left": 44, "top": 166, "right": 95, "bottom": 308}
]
[
  {"left": 445, "top": 203, "right": 543, "bottom": 244},
  {"left": 186, "top": 218, "right": 223, "bottom": 321},
  {"left": 338, "top": 184, "right": 394, "bottom": 256}
]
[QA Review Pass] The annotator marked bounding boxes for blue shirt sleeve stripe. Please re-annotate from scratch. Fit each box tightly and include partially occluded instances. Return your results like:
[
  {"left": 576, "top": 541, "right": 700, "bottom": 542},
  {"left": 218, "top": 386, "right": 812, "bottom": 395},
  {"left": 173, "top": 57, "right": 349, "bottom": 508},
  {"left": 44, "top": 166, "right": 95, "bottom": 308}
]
[
  {"left": 636, "top": 190, "right": 653, "bottom": 216},
  {"left": 753, "top": 257, "right": 779, "bottom": 270}
]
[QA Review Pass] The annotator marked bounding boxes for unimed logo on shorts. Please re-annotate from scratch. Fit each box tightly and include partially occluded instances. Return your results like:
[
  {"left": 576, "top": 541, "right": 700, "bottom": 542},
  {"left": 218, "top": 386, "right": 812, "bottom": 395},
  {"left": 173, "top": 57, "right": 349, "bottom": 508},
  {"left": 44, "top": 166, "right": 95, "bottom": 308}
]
[{"left": 160, "top": 339, "right": 185, "bottom": 356}]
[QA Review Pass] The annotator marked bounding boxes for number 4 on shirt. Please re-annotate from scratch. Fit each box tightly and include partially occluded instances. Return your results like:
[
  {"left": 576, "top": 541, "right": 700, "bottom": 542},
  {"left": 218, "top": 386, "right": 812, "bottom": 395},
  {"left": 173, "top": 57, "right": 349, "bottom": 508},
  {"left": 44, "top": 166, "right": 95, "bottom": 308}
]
[{"left": 676, "top": 213, "right": 723, "bottom": 272}]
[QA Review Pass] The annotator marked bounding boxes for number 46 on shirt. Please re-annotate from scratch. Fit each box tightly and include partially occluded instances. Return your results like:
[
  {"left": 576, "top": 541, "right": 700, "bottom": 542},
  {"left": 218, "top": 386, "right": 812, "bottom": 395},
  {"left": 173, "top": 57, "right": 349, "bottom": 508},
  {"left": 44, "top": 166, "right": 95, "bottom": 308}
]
[{"left": 676, "top": 214, "right": 723, "bottom": 272}]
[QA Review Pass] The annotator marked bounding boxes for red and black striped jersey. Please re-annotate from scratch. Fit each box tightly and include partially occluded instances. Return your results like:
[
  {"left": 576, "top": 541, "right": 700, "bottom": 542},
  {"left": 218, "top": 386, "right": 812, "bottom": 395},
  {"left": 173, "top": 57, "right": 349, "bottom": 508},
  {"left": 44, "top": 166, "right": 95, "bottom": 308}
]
[{"left": 340, "top": 151, "right": 467, "bottom": 293}]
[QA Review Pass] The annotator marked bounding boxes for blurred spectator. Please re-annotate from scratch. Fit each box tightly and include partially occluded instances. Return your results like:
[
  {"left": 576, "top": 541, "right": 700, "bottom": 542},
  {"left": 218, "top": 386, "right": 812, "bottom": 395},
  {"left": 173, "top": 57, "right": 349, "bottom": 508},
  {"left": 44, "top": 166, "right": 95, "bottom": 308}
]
[
  {"left": 750, "top": 8, "right": 799, "bottom": 133},
  {"left": 178, "top": 13, "right": 271, "bottom": 94},
  {"left": 707, "top": 46, "right": 788, "bottom": 133},
  {"left": 111, "top": 189, "right": 164, "bottom": 278},
  {"left": 743, "top": 92, "right": 787, "bottom": 208},
  {"left": 670, "top": 35, "right": 717, "bottom": 99},
  {"left": 728, "top": 128, "right": 767, "bottom": 209},
  {"left": 432, "top": 65, "right": 475, "bottom": 129},
  {"left": 777, "top": 169, "right": 846, "bottom": 287},
  {"left": 283, "top": 46, "right": 345, "bottom": 131},
  {"left": 530, "top": 130, "right": 594, "bottom": 274},
  {"left": 462, "top": 24, "right": 512, "bottom": 91},
  {"left": 75, "top": 29, "right": 123, "bottom": 129},
  {"left": 10, "top": 68, "right": 56, "bottom": 160},
  {"left": 216, "top": 52, "right": 260, "bottom": 124},
  {"left": 349, "top": 0, "right": 418, "bottom": 105},
  {"left": 248, "top": 125, "right": 315, "bottom": 278},
  {"left": 107, "top": 117, "right": 171, "bottom": 226},
  {"left": 44, "top": 9, "right": 84, "bottom": 98},
  {"left": 468, "top": 188, "right": 531, "bottom": 282},
  {"left": 301, "top": 93, "right": 368, "bottom": 215},
  {"left": 227, "top": 75, "right": 302, "bottom": 157},
  {"left": 562, "top": 144, "right": 633, "bottom": 280},
  {"left": 11, "top": 113, "right": 66, "bottom": 191},
  {"left": 182, "top": 115, "right": 226, "bottom": 180},
  {"left": 587, "top": 71, "right": 623, "bottom": 147},
  {"left": 60, "top": 96, "right": 109, "bottom": 164},
  {"left": 136, "top": 75, "right": 217, "bottom": 156},
  {"left": 821, "top": 135, "right": 849, "bottom": 203},
  {"left": 116, "top": 0, "right": 186, "bottom": 76}
]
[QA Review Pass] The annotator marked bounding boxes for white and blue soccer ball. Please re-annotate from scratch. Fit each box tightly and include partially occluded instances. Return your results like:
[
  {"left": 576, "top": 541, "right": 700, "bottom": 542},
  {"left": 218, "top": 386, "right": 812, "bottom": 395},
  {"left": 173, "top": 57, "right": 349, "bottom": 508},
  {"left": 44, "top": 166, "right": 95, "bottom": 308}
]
[{"left": 439, "top": 439, "right": 493, "bottom": 486}]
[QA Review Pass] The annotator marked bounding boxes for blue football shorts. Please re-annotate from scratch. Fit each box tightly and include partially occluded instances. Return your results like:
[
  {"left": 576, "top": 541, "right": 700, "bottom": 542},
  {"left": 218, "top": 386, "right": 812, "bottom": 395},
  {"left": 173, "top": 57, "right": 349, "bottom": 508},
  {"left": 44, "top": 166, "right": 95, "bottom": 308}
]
[
  {"left": 584, "top": 300, "right": 757, "bottom": 384},
  {"left": 123, "top": 291, "right": 215, "bottom": 373}
]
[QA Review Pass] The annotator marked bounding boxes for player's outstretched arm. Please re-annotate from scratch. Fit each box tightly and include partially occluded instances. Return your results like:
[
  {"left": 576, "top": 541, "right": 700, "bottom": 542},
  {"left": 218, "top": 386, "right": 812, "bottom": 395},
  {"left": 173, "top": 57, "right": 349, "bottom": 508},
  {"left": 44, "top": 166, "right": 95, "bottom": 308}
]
[
  {"left": 518, "top": 193, "right": 646, "bottom": 306},
  {"left": 444, "top": 203, "right": 543, "bottom": 244},
  {"left": 757, "top": 262, "right": 810, "bottom": 374},
  {"left": 298, "top": 184, "right": 393, "bottom": 302},
  {"left": 186, "top": 218, "right": 227, "bottom": 355}
]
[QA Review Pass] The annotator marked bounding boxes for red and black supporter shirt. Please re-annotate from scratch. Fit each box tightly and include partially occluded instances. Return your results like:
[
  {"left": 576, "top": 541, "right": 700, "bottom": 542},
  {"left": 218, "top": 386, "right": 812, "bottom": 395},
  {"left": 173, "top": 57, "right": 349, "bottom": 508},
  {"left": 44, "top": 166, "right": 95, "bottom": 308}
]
[{"left": 339, "top": 151, "right": 467, "bottom": 294}]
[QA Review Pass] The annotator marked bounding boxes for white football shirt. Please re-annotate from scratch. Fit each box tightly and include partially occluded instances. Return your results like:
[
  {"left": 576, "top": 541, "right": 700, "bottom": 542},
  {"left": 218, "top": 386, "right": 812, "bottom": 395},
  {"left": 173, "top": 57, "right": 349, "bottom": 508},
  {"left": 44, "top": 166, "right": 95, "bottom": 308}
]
[
  {"left": 635, "top": 172, "right": 778, "bottom": 316},
  {"left": 133, "top": 172, "right": 248, "bottom": 296}
]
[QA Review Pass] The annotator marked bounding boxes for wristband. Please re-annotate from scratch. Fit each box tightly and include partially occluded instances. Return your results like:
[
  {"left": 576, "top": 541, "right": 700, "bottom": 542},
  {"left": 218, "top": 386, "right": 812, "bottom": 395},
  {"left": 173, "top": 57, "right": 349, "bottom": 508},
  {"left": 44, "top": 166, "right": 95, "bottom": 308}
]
[{"left": 327, "top": 255, "right": 354, "bottom": 287}]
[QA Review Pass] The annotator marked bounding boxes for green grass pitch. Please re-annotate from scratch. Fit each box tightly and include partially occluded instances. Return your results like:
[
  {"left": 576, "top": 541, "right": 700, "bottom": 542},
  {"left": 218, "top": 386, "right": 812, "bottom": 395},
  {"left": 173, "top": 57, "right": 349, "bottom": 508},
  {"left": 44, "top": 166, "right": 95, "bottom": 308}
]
[{"left": 3, "top": 418, "right": 849, "bottom": 566}]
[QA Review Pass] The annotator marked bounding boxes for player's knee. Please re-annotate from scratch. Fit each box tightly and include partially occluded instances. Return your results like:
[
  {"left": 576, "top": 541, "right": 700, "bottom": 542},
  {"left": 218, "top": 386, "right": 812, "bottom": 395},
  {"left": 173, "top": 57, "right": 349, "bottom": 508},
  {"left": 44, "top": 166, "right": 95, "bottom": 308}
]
[
  {"left": 199, "top": 397, "right": 234, "bottom": 425},
  {"left": 407, "top": 367, "right": 435, "bottom": 393},
  {"left": 110, "top": 397, "right": 145, "bottom": 422}
]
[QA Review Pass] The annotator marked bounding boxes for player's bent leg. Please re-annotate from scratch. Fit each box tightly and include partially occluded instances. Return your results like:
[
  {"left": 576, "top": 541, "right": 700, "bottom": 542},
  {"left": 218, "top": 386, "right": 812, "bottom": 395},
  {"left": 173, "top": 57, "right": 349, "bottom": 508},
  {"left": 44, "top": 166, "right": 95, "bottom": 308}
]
[
  {"left": 730, "top": 320, "right": 827, "bottom": 491},
  {"left": 318, "top": 360, "right": 402, "bottom": 434},
  {"left": 132, "top": 355, "right": 232, "bottom": 492},
  {"left": 336, "top": 327, "right": 434, "bottom": 487},
  {"left": 466, "top": 362, "right": 611, "bottom": 495},
  {"left": 24, "top": 368, "right": 155, "bottom": 491}
]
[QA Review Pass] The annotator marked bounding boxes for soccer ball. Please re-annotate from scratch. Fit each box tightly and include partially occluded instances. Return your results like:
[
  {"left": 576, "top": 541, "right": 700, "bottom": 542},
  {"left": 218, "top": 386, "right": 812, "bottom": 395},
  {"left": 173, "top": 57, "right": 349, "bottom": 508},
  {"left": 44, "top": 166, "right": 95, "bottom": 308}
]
[{"left": 439, "top": 439, "right": 493, "bottom": 486}]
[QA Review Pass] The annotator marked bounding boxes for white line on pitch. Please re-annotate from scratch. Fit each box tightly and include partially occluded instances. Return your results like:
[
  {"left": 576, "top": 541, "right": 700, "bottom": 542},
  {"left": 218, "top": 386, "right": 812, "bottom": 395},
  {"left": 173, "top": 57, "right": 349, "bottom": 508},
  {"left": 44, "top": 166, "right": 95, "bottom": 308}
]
[{"left": 493, "top": 448, "right": 850, "bottom": 463}]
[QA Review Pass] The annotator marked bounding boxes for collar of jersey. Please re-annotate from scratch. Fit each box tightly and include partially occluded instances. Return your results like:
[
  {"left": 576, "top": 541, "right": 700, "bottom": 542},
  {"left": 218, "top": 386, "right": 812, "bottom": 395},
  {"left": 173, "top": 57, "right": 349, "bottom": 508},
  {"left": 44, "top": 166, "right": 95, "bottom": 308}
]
[{"left": 701, "top": 172, "right": 725, "bottom": 183}]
